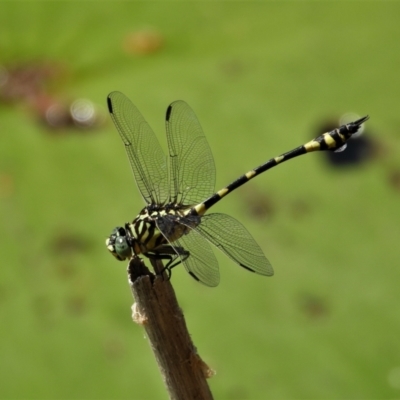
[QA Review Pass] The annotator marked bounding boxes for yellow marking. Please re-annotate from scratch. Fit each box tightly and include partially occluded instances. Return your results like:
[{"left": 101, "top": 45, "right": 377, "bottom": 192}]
[
  {"left": 274, "top": 155, "right": 284, "bottom": 164},
  {"left": 138, "top": 221, "right": 149, "bottom": 241},
  {"left": 158, "top": 209, "right": 173, "bottom": 216},
  {"left": 304, "top": 140, "right": 321, "bottom": 152},
  {"left": 107, "top": 244, "right": 114, "bottom": 252},
  {"left": 182, "top": 207, "right": 194, "bottom": 216},
  {"left": 245, "top": 170, "right": 256, "bottom": 179},
  {"left": 323, "top": 133, "right": 337, "bottom": 148},
  {"left": 194, "top": 203, "right": 207, "bottom": 215},
  {"left": 146, "top": 230, "right": 160, "bottom": 250},
  {"left": 217, "top": 187, "right": 229, "bottom": 197}
]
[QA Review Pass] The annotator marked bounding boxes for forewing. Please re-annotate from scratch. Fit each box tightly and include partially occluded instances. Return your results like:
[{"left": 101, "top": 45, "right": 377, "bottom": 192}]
[
  {"left": 156, "top": 215, "right": 220, "bottom": 287},
  {"left": 196, "top": 213, "right": 274, "bottom": 276},
  {"left": 107, "top": 92, "right": 168, "bottom": 205},
  {"left": 165, "top": 101, "right": 216, "bottom": 206}
]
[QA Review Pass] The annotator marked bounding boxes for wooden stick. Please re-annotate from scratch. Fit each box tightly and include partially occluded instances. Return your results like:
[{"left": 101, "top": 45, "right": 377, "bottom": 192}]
[{"left": 128, "top": 257, "right": 215, "bottom": 400}]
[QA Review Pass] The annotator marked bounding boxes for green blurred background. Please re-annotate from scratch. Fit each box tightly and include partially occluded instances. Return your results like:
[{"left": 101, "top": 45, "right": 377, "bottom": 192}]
[{"left": 1, "top": 2, "right": 400, "bottom": 399}]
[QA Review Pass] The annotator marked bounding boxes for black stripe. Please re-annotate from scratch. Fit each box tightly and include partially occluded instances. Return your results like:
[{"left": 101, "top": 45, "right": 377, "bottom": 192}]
[
  {"left": 133, "top": 221, "right": 140, "bottom": 237},
  {"left": 143, "top": 223, "right": 155, "bottom": 245},
  {"left": 154, "top": 231, "right": 165, "bottom": 247},
  {"left": 226, "top": 174, "right": 251, "bottom": 192},
  {"left": 203, "top": 193, "right": 222, "bottom": 210},
  {"left": 317, "top": 135, "right": 331, "bottom": 150}
]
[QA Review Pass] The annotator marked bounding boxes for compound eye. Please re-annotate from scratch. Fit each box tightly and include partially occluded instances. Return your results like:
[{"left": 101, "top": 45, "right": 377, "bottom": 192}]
[
  {"left": 114, "top": 236, "right": 131, "bottom": 258},
  {"left": 106, "top": 226, "right": 131, "bottom": 261}
]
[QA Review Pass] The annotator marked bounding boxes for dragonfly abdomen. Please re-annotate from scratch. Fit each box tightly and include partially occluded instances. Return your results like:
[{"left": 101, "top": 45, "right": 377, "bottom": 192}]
[{"left": 194, "top": 116, "right": 369, "bottom": 214}]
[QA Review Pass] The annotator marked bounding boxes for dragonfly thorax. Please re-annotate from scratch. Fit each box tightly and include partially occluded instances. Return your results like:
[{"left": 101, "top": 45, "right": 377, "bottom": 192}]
[{"left": 106, "top": 204, "right": 198, "bottom": 261}]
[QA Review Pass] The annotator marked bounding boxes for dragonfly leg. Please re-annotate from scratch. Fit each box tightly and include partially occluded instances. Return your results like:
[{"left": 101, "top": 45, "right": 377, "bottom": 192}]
[{"left": 146, "top": 245, "right": 189, "bottom": 280}]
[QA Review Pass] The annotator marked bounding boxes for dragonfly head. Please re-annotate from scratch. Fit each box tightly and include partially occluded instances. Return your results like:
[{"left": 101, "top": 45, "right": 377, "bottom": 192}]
[{"left": 106, "top": 226, "right": 133, "bottom": 261}]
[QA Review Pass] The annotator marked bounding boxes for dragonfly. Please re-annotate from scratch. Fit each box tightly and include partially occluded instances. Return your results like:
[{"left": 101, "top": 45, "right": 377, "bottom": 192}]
[{"left": 106, "top": 91, "right": 369, "bottom": 287}]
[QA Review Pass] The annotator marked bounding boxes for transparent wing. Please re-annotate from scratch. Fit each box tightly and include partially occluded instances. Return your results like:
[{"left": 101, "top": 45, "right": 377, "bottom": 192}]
[
  {"left": 196, "top": 213, "right": 274, "bottom": 276},
  {"left": 165, "top": 101, "right": 216, "bottom": 206},
  {"left": 107, "top": 92, "right": 168, "bottom": 205},
  {"left": 156, "top": 215, "right": 220, "bottom": 287},
  {"left": 174, "top": 230, "right": 220, "bottom": 287}
]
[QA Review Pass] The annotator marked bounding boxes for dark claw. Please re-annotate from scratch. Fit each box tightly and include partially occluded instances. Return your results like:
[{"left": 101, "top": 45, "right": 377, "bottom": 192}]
[{"left": 346, "top": 115, "right": 369, "bottom": 134}]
